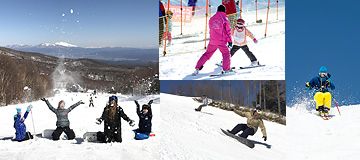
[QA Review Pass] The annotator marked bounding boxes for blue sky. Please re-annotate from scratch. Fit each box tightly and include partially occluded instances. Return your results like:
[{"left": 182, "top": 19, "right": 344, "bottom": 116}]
[
  {"left": 286, "top": 0, "right": 360, "bottom": 106},
  {"left": 0, "top": 0, "right": 157, "bottom": 48}
]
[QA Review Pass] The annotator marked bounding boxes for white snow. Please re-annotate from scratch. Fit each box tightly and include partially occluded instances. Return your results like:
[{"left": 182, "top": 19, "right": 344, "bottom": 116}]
[
  {"left": 159, "top": 93, "right": 286, "bottom": 160},
  {"left": 54, "top": 42, "right": 77, "bottom": 47},
  {"left": 287, "top": 104, "right": 360, "bottom": 159},
  {"left": 159, "top": 8, "right": 285, "bottom": 80},
  {"left": 0, "top": 92, "right": 160, "bottom": 160}
]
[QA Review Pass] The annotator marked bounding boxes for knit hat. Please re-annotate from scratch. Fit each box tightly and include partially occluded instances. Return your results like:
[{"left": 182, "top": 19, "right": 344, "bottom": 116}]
[
  {"left": 217, "top": 5, "right": 226, "bottom": 13},
  {"left": 142, "top": 104, "right": 149, "bottom": 110},
  {"left": 319, "top": 66, "right": 327, "bottom": 73},
  {"left": 16, "top": 108, "right": 21, "bottom": 113}
]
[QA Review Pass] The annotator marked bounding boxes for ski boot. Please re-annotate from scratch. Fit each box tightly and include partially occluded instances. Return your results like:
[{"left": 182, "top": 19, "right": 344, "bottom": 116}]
[
  {"left": 250, "top": 61, "right": 260, "bottom": 67},
  {"left": 323, "top": 106, "right": 330, "bottom": 117},
  {"left": 192, "top": 69, "right": 199, "bottom": 76},
  {"left": 221, "top": 69, "right": 234, "bottom": 74},
  {"left": 317, "top": 105, "right": 324, "bottom": 116}
]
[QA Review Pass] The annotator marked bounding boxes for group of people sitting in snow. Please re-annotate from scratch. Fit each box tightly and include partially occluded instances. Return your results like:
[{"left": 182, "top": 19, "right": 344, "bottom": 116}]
[{"left": 13, "top": 96, "right": 153, "bottom": 143}]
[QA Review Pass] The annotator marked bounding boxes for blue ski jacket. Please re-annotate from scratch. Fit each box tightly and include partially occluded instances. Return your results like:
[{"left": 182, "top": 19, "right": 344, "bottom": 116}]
[
  {"left": 307, "top": 75, "right": 335, "bottom": 95},
  {"left": 136, "top": 104, "right": 152, "bottom": 134},
  {"left": 188, "top": 0, "right": 198, "bottom": 6},
  {"left": 14, "top": 111, "right": 29, "bottom": 141}
]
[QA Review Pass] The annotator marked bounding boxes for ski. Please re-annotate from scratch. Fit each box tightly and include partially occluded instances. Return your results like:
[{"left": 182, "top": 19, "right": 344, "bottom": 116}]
[
  {"left": 240, "top": 65, "right": 266, "bottom": 69},
  {"left": 220, "top": 128, "right": 255, "bottom": 148},
  {"left": 209, "top": 70, "right": 237, "bottom": 77}
]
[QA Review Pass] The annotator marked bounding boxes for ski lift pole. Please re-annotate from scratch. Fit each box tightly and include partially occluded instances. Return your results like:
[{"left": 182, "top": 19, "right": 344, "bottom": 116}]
[
  {"left": 277, "top": 0, "right": 279, "bottom": 20},
  {"left": 240, "top": 0, "right": 243, "bottom": 18},
  {"left": 296, "top": 88, "right": 306, "bottom": 110},
  {"left": 209, "top": 0, "right": 211, "bottom": 17},
  {"left": 181, "top": 0, "right": 183, "bottom": 35},
  {"left": 264, "top": 0, "right": 270, "bottom": 38},
  {"left": 330, "top": 89, "right": 341, "bottom": 116}
]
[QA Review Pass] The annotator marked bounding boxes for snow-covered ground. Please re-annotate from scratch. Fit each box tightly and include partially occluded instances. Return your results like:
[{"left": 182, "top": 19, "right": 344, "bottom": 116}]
[
  {"left": 287, "top": 104, "right": 360, "bottom": 159},
  {"left": 160, "top": 9, "right": 285, "bottom": 80},
  {"left": 159, "top": 93, "right": 286, "bottom": 160},
  {"left": 0, "top": 91, "right": 160, "bottom": 160}
]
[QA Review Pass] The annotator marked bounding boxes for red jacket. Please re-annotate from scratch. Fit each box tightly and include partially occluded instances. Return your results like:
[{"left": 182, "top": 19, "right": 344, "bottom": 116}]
[{"left": 222, "top": 0, "right": 237, "bottom": 15}]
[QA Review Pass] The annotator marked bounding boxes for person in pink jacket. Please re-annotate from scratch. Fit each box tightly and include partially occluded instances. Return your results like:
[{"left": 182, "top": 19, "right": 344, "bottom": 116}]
[{"left": 193, "top": 5, "right": 233, "bottom": 75}]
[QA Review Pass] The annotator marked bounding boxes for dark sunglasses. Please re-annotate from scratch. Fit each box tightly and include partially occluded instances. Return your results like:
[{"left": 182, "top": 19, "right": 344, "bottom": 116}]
[{"left": 236, "top": 26, "right": 244, "bottom": 30}]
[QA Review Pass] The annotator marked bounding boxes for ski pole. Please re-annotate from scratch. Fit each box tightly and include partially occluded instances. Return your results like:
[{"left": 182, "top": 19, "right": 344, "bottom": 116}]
[
  {"left": 296, "top": 88, "right": 306, "bottom": 110},
  {"left": 30, "top": 105, "right": 36, "bottom": 138},
  {"left": 330, "top": 89, "right": 341, "bottom": 116}
]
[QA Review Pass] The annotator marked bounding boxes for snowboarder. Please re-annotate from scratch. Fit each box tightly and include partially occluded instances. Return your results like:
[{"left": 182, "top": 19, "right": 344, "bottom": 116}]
[
  {"left": 41, "top": 98, "right": 84, "bottom": 140},
  {"left": 195, "top": 95, "right": 208, "bottom": 111},
  {"left": 305, "top": 66, "right": 335, "bottom": 117},
  {"left": 217, "top": 19, "right": 259, "bottom": 67},
  {"left": 227, "top": 105, "right": 267, "bottom": 141},
  {"left": 133, "top": 100, "right": 153, "bottom": 140},
  {"left": 13, "top": 106, "right": 34, "bottom": 142},
  {"left": 193, "top": 5, "right": 233, "bottom": 75},
  {"left": 163, "top": 11, "right": 173, "bottom": 47},
  {"left": 89, "top": 97, "right": 94, "bottom": 107},
  {"left": 96, "top": 96, "right": 135, "bottom": 143}
]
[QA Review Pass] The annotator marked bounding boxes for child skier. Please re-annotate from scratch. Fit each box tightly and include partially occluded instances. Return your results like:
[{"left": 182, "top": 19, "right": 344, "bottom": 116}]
[
  {"left": 193, "top": 5, "right": 232, "bottom": 75},
  {"left": 96, "top": 96, "right": 135, "bottom": 143},
  {"left": 305, "top": 66, "right": 335, "bottom": 116},
  {"left": 41, "top": 98, "right": 84, "bottom": 140},
  {"left": 13, "top": 106, "right": 34, "bottom": 142},
  {"left": 163, "top": 11, "right": 173, "bottom": 47},
  {"left": 218, "top": 19, "right": 259, "bottom": 67},
  {"left": 133, "top": 100, "right": 153, "bottom": 140},
  {"left": 227, "top": 105, "right": 267, "bottom": 141},
  {"left": 195, "top": 95, "right": 208, "bottom": 111}
]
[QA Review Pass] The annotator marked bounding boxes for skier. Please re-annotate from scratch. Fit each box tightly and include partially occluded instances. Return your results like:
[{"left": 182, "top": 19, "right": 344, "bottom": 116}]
[
  {"left": 41, "top": 98, "right": 84, "bottom": 140},
  {"left": 227, "top": 105, "right": 267, "bottom": 141},
  {"left": 193, "top": 5, "right": 233, "bottom": 75},
  {"left": 133, "top": 100, "right": 153, "bottom": 140},
  {"left": 96, "top": 96, "right": 135, "bottom": 143},
  {"left": 13, "top": 106, "right": 34, "bottom": 142},
  {"left": 305, "top": 66, "right": 335, "bottom": 116},
  {"left": 162, "top": 11, "right": 173, "bottom": 47},
  {"left": 222, "top": 0, "right": 237, "bottom": 29},
  {"left": 217, "top": 19, "right": 259, "bottom": 67},
  {"left": 89, "top": 97, "right": 94, "bottom": 107},
  {"left": 159, "top": 0, "right": 166, "bottom": 46},
  {"left": 195, "top": 95, "right": 208, "bottom": 111}
]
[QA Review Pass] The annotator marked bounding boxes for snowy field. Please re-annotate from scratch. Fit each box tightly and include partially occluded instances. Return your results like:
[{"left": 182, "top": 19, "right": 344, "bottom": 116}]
[
  {"left": 159, "top": 93, "right": 286, "bottom": 160},
  {"left": 0, "top": 91, "right": 160, "bottom": 160},
  {"left": 159, "top": 9, "right": 285, "bottom": 80},
  {"left": 287, "top": 104, "right": 360, "bottom": 160}
]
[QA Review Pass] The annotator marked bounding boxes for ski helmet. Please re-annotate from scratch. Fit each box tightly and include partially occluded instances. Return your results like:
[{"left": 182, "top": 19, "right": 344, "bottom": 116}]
[
  {"left": 142, "top": 104, "right": 149, "bottom": 110},
  {"left": 109, "top": 95, "right": 118, "bottom": 103},
  {"left": 237, "top": 19, "right": 245, "bottom": 25},
  {"left": 168, "top": 10, "right": 173, "bottom": 15},
  {"left": 255, "top": 105, "right": 262, "bottom": 115}
]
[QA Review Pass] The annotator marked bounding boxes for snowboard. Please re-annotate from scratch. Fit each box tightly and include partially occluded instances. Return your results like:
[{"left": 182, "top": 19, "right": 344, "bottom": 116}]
[
  {"left": 220, "top": 128, "right": 255, "bottom": 148},
  {"left": 42, "top": 129, "right": 67, "bottom": 140},
  {"left": 83, "top": 132, "right": 98, "bottom": 142}
]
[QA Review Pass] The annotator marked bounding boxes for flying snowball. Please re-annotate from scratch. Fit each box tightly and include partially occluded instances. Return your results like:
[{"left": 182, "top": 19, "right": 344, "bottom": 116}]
[
  {"left": 62, "top": 13, "right": 65, "bottom": 17},
  {"left": 70, "top": 9, "right": 73, "bottom": 14}
]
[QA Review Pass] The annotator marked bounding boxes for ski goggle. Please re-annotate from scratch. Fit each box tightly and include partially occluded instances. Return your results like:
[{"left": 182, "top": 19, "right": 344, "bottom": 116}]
[
  {"left": 319, "top": 72, "right": 327, "bottom": 77},
  {"left": 256, "top": 110, "right": 263, "bottom": 115},
  {"left": 237, "top": 22, "right": 244, "bottom": 25},
  {"left": 236, "top": 26, "right": 244, "bottom": 30}
]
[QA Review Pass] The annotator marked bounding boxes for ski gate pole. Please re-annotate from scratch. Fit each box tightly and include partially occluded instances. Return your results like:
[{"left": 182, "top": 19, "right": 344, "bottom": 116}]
[
  {"left": 330, "top": 89, "right": 341, "bottom": 116},
  {"left": 296, "top": 88, "right": 306, "bottom": 110}
]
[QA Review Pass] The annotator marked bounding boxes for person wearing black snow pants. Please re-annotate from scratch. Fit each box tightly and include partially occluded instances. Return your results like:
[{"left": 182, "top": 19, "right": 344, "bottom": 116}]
[
  {"left": 41, "top": 98, "right": 84, "bottom": 140},
  {"left": 230, "top": 45, "right": 257, "bottom": 62},
  {"left": 195, "top": 95, "right": 208, "bottom": 111},
  {"left": 229, "top": 124, "right": 255, "bottom": 138}
]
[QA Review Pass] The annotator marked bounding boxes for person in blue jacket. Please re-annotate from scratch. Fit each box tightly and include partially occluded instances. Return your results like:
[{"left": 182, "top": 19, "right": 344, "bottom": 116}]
[
  {"left": 13, "top": 105, "right": 33, "bottom": 142},
  {"left": 305, "top": 66, "right": 335, "bottom": 116},
  {"left": 133, "top": 100, "right": 153, "bottom": 140}
]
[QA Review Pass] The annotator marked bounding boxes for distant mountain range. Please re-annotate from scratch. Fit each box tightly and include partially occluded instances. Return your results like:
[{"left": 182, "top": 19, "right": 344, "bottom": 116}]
[{"left": 5, "top": 42, "right": 158, "bottom": 66}]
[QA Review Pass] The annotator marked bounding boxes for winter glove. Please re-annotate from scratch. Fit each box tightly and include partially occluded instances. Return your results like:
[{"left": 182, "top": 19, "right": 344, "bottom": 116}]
[
  {"left": 134, "top": 100, "right": 139, "bottom": 106},
  {"left": 263, "top": 136, "right": 267, "bottom": 141},
  {"left": 148, "top": 100, "right": 153, "bottom": 105},
  {"left": 129, "top": 120, "right": 135, "bottom": 127},
  {"left": 40, "top": 98, "right": 46, "bottom": 102},
  {"left": 227, "top": 42, "right": 233, "bottom": 48},
  {"left": 96, "top": 118, "right": 102, "bottom": 125},
  {"left": 327, "top": 73, "right": 331, "bottom": 78},
  {"left": 326, "top": 80, "right": 331, "bottom": 86},
  {"left": 27, "top": 105, "right": 33, "bottom": 112},
  {"left": 305, "top": 82, "right": 310, "bottom": 88},
  {"left": 253, "top": 38, "right": 258, "bottom": 44}
]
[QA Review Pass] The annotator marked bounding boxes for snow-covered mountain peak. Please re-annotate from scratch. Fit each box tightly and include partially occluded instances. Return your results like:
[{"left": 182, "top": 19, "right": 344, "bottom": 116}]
[{"left": 54, "top": 42, "right": 77, "bottom": 47}]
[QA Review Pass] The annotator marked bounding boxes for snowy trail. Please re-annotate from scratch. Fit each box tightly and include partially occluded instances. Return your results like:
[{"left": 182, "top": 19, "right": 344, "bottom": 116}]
[
  {"left": 0, "top": 91, "right": 160, "bottom": 160},
  {"left": 159, "top": 20, "right": 285, "bottom": 80},
  {"left": 287, "top": 105, "right": 360, "bottom": 160},
  {"left": 159, "top": 93, "right": 286, "bottom": 160}
]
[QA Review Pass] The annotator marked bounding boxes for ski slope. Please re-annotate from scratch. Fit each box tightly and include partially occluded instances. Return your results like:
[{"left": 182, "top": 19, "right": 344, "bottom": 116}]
[
  {"left": 159, "top": 93, "right": 286, "bottom": 160},
  {"left": 287, "top": 105, "right": 360, "bottom": 160},
  {"left": 0, "top": 91, "right": 160, "bottom": 160},
  {"left": 159, "top": 10, "right": 285, "bottom": 80}
]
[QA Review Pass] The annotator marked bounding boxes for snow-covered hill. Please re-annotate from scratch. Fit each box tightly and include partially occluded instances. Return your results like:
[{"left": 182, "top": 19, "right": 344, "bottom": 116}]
[
  {"left": 0, "top": 91, "right": 160, "bottom": 160},
  {"left": 159, "top": 8, "right": 285, "bottom": 80},
  {"left": 159, "top": 93, "right": 286, "bottom": 160},
  {"left": 287, "top": 104, "right": 360, "bottom": 159}
]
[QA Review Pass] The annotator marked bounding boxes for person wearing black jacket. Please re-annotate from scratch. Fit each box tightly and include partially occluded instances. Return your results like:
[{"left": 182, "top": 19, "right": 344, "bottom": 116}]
[
  {"left": 133, "top": 100, "right": 153, "bottom": 140},
  {"left": 96, "top": 96, "right": 135, "bottom": 143}
]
